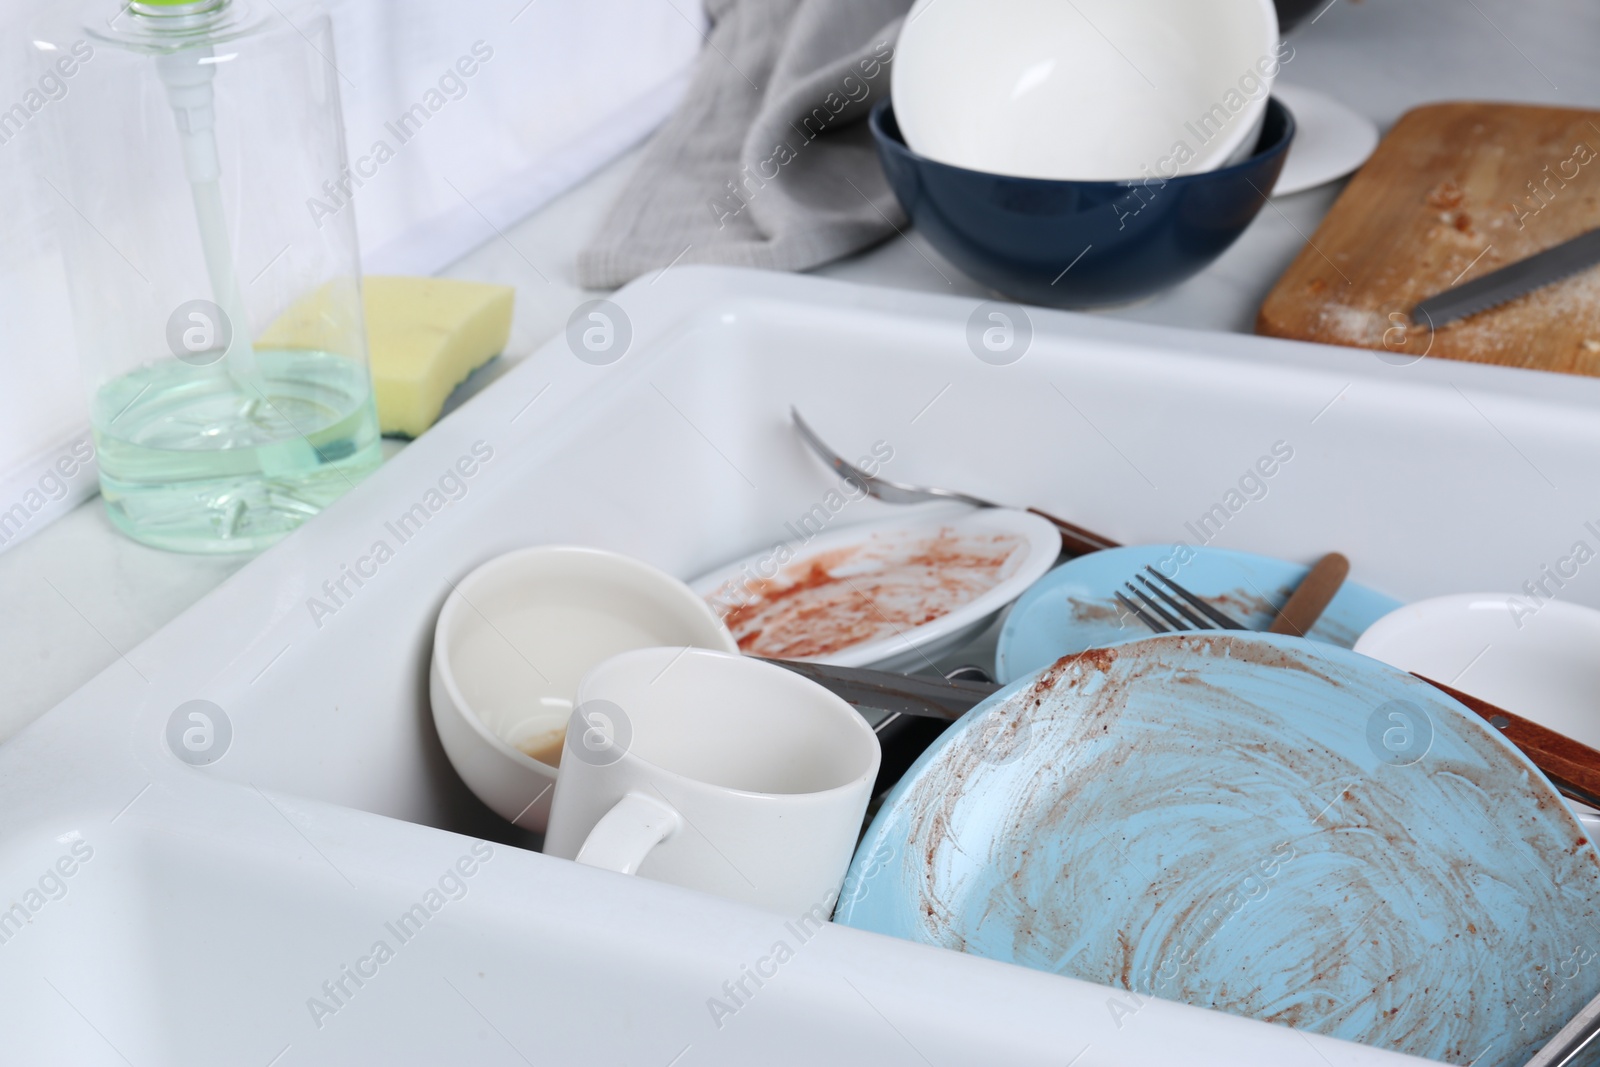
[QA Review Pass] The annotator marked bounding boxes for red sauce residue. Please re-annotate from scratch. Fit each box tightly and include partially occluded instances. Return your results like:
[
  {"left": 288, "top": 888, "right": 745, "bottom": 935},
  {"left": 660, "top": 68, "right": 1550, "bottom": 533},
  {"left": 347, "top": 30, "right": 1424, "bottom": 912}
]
[
  {"left": 719, "top": 528, "right": 1025, "bottom": 659},
  {"left": 1425, "top": 181, "right": 1464, "bottom": 210}
]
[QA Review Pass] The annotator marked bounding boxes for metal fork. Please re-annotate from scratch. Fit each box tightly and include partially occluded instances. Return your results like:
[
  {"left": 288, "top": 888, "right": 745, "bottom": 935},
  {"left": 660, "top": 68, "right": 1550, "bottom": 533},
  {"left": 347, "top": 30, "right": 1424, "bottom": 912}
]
[
  {"left": 1117, "top": 553, "right": 1353, "bottom": 638},
  {"left": 1115, "top": 566, "right": 1250, "bottom": 634},
  {"left": 790, "top": 406, "right": 1119, "bottom": 557}
]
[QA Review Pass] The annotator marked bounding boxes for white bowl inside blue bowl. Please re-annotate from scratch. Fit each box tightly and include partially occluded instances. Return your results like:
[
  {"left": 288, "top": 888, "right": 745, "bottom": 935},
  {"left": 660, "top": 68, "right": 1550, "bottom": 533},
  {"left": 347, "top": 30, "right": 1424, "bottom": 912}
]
[{"left": 892, "top": 0, "right": 1281, "bottom": 180}]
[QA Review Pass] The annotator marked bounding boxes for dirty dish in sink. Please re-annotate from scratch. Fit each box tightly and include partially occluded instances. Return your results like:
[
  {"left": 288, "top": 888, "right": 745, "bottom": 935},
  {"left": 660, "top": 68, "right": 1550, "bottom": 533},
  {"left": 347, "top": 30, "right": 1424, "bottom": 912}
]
[
  {"left": 995, "top": 544, "right": 1399, "bottom": 683},
  {"left": 430, "top": 545, "right": 737, "bottom": 832},
  {"left": 689, "top": 508, "right": 1059, "bottom": 673},
  {"left": 834, "top": 632, "right": 1600, "bottom": 1065}
]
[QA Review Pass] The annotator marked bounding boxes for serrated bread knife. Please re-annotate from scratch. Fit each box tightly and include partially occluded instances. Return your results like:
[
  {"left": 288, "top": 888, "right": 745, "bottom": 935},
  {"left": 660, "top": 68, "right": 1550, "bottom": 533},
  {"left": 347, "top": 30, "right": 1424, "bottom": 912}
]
[{"left": 1412, "top": 226, "right": 1600, "bottom": 328}]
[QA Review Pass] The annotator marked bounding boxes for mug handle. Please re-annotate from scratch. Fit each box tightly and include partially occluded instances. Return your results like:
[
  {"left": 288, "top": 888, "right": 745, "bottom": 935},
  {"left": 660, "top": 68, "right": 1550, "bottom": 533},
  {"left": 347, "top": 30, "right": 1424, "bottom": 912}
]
[{"left": 574, "top": 792, "right": 682, "bottom": 875}]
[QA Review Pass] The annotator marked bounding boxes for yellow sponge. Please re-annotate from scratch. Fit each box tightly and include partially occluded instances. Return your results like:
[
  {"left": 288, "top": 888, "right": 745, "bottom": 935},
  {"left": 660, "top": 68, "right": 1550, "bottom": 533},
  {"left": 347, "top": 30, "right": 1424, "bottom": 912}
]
[{"left": 258, "top": 275, "right": 514, "bottom": 438}]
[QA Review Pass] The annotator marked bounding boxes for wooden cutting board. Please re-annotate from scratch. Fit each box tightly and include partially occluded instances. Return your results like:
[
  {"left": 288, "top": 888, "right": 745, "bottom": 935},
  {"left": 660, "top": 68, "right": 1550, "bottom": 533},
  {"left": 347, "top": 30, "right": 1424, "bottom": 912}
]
[{"left": 1257, "top": 102, "right": 1600, "bottom": 375}]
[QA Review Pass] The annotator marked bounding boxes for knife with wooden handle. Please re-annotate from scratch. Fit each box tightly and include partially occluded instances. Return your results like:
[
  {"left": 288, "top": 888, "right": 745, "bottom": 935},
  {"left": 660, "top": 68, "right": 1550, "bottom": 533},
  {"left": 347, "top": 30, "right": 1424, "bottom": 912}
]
[
  {"left": 1269, "top": 552, "right": 1349, "bottom": 636},
  {"left": 1420, "top": 676, "right": 1600, "bottom": 811},
  {"left": 764, "top": 655, "right": 1600, "bottom": 814},
  {"left": 1263, "top": 558, "right": 1600, "bottom": 808}
]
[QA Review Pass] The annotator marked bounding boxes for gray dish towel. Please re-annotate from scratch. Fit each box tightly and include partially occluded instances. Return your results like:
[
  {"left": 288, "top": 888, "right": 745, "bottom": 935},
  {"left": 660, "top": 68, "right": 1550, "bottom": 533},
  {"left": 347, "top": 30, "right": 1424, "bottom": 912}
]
[{"left": 576, "top": 0, "right": 913, "bottom": 289}]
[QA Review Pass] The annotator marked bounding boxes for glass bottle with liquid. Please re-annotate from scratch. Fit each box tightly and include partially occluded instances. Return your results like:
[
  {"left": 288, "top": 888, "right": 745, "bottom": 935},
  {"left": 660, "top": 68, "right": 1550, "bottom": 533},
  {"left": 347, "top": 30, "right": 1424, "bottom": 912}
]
[{"left": 33, "top": 0, "right": 381, "bottom": 553}]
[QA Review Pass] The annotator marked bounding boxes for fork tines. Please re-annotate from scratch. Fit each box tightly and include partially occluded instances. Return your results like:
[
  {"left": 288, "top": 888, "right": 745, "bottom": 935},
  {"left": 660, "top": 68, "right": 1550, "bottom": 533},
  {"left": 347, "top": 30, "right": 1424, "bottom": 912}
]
[{"left": 1118, "top": 567, "right": 1250, "bottom": 634}]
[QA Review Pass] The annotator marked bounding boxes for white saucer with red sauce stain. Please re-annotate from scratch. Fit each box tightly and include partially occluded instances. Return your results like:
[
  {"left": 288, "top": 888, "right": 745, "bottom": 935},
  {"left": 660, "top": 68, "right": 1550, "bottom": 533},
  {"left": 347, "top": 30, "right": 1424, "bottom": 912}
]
[{"left": 690, "top": 508, "right": 1060, "bottom": 673}]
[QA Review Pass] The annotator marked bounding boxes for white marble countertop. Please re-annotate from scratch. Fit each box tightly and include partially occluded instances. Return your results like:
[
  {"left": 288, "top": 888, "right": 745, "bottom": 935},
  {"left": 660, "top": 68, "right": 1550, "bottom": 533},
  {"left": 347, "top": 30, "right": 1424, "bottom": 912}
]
[{"left": 5, "top": 0, "right": 1597, "bottom": 741}]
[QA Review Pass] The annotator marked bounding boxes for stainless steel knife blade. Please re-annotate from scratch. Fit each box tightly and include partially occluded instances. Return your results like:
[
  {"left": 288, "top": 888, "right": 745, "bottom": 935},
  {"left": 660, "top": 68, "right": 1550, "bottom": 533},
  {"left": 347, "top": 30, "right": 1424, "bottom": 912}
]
[
  {"left": 756, "top": 658, "right": 996, "bottom": 727},
  {"left": 1411, "top": 226, "right": 1600, "bottom": 328}
]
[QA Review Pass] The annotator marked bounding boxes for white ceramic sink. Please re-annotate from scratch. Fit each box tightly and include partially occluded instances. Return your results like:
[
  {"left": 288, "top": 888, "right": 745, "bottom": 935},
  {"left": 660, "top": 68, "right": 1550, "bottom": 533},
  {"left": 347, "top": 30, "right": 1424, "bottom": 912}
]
[{"left": 12, "top": 265, "right": 1598, "bottom": 1064}]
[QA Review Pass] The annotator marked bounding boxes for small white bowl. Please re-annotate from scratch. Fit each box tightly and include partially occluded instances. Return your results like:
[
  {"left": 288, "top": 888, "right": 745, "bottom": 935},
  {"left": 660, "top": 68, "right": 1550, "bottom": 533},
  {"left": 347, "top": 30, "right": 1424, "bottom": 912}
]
[
  {"left": 430, "top": 546, "right": 737, "bottom": 832},
  {"left": 892, "top": 0, "right": 1280, "bottom": 181},
  {"left": 1354, "top": 594, "right": 1600, "bottom": 750}
]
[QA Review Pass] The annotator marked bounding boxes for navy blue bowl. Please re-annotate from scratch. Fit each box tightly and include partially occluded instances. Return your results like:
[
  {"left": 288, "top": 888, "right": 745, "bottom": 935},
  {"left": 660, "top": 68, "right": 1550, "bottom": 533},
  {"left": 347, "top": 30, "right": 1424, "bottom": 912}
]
[
  {"left": 1275, "top": 0, "right": 1323, "bottom": 33},
  {"left": 870, "top": 96, "right": 1295, "bottom": 309}
]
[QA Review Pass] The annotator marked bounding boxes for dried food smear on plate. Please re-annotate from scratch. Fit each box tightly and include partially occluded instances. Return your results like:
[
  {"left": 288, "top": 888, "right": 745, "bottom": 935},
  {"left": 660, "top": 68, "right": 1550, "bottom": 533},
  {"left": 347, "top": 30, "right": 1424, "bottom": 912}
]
[
  {"left": 711, "top": 528, "right": 1025, "bottom": 659},
  {"left": 838, "top": 632, "right": 1600, "bottom": 1065}
]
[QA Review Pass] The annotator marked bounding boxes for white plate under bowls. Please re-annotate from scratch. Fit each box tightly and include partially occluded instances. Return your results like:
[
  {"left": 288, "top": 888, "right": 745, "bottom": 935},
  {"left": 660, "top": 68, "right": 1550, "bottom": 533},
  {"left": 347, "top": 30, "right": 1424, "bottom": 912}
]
[
  {"left": 689, "top": 507, "right": 1060, "bottom": 673},
  {"left": 1271, "top": 82, "right": 1380, "bottom": 196}
]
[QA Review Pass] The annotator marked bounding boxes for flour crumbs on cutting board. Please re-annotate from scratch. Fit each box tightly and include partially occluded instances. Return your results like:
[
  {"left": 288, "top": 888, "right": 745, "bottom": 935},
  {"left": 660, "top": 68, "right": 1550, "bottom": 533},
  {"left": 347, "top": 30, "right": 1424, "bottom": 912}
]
[{"left": 1258, "top": 102, "right": 1600, "bottom": 376}]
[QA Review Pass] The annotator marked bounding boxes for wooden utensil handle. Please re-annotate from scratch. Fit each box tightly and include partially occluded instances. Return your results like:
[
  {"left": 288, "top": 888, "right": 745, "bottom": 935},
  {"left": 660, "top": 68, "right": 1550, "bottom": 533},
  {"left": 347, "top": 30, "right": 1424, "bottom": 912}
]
[
  {"left": 1027, "top": 508, "right": 1120, "bottom": 557},
  {"left": 1269, "top": 552, "right": 1350, "bottom": 636},
  {"left": 1419, "top": 675, "right": 1600, "bottom": 811}
]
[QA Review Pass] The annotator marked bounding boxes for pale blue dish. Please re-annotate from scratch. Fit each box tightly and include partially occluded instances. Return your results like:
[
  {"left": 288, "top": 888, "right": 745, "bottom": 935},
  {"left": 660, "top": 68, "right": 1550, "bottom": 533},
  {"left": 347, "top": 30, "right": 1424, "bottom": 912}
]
[
  {"left": 995, "top": 544, "right": 1401, "bottom": 684},
  {"left": 835, "top": 632, "right": 1600, "bottom": 1065}
]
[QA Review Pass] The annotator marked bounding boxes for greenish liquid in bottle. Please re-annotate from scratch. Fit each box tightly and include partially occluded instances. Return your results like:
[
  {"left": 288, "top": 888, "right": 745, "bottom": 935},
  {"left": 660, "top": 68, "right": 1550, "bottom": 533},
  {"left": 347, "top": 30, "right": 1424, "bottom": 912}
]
[{"left": 91, "top": 347, "right": 382, "bottom": 553}]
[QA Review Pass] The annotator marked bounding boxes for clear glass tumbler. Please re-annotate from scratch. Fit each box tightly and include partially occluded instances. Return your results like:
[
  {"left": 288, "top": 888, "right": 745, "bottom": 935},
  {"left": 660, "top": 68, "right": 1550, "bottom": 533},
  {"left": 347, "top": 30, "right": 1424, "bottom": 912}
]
[{"left": 33, "top": 0, "right": 381, "bottom": 553}]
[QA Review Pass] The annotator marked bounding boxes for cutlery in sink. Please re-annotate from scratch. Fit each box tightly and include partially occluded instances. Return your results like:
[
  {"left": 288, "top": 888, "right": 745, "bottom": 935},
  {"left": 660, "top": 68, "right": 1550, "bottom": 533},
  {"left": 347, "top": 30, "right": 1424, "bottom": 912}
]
[
  {"left": 769, "top": 546, "right": 1600, "bottom": 811},
  {"left": 761, "top": 554, "right": 1354, "bottom": 730},
  {"left": 1121, "top": 564, "right": 1600, "bottom": 811},
  {"left": 1115, "top": 552, "right": 1348, "bottom": 638},
  {"left": 791, "top": 406, "right": 1118, "bottom": 558},
  {"left": 759, "top": 657, "right": 996, "bottom": 727}
]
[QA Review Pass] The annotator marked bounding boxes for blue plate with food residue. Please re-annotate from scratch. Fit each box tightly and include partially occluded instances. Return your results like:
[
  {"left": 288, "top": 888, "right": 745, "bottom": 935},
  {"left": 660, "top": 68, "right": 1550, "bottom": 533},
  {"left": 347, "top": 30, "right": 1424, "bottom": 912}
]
[
  {"left": 835, "top": 632, "right": 1600, "bottom": 1066},
  {"left": 994, "top": 545, "right": 1401, "bottom": 685}
]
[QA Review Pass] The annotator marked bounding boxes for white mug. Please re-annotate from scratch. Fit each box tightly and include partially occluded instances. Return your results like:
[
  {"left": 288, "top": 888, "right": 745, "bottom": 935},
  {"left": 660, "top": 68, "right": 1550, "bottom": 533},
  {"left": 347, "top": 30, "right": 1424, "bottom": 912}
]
[{"left": 544, "top": 647, "right": 880, "bottom": 916}]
